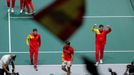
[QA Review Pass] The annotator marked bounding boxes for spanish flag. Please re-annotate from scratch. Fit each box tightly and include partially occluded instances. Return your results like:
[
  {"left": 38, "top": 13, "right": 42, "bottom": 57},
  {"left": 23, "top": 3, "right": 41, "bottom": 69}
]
[{"left": 34, "top": 0, "right": 85, "bottom": 41}]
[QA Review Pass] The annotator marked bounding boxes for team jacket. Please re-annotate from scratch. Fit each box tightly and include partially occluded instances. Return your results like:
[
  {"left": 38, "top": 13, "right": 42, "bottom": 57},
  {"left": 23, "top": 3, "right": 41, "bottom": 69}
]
[
  {"left": 26, "top": 33, "right": 41, "bottom": 48},
  {"left": 92, "top": 27, "right": 112, "bottom": 44},
  {"left": 62, "top": 45, "right": 74, "bottom": 61}
]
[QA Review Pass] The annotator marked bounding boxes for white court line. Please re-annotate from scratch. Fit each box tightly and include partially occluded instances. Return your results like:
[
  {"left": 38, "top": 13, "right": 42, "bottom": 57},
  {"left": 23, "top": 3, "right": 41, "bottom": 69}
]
[
  {"left": 0, "top": 50, "right": 134, "bottom": 54},
  {"left": 8, "top": 12, "right": 12, "bottom": 53},
  {"left": 14, "top": 64, "right": 128, "bottom": 66},
  {"left": 83, "top": 16, "right": 134, "bottom": 18},
  {"left": 10, "top": 16, "right": 134, "bottom": 19},
  {"left": 13, "top": 64, "right": 129, "bottom": 75},
  {"left": 10, "top": 16, "right": 33, "bottom": 19}
]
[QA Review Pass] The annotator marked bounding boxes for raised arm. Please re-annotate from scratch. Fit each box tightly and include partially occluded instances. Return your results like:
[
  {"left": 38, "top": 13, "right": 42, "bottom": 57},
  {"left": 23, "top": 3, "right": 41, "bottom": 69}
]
[
  {"left": 91, "top": 24, "right": 97, "bottom": 32},
  {"left": 106, "top": 25, "right": 112, "bottom": 34},
  {"left": 26, "top": 35, "right": 30, "bottom": 46}
]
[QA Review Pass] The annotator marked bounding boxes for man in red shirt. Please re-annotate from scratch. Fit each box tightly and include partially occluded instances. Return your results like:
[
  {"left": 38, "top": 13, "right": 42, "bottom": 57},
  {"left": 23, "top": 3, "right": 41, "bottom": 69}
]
[
  {"left": 26, "top": 28, "right": 41, "bottom": 71},
  {"left": 92, "top": 24, "right": 112, "bottom": 66},
  {"left": 61, "top": 41, "right": 74, "bottom": 75}
]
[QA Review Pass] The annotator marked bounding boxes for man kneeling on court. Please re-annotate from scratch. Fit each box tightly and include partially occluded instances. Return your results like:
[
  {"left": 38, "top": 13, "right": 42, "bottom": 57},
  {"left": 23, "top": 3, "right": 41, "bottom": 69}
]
[
  {"left": 61, "top": 41, "right": 74, "bottom": 75},
  {"left": 0, "top": 54, "right": 16, "bottom": 75}
]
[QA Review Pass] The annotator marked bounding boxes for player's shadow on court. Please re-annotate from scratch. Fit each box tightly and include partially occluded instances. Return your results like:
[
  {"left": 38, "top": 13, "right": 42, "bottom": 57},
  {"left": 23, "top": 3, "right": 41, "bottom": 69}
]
[
  {"left": 10, "top": 13, "right": 32, "bottom": 17},
  {"left": 82, "top": 56, "right": 99, "bottom": 75},
  {"left": 24, "top": 59, "right": 44, "bottom": 65}
]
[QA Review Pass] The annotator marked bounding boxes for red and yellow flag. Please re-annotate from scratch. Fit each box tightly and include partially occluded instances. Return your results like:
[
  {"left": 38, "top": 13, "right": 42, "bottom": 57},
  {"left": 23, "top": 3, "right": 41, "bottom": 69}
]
[{"left": 34, "top": 0, "right": 85, "bottom": 41}]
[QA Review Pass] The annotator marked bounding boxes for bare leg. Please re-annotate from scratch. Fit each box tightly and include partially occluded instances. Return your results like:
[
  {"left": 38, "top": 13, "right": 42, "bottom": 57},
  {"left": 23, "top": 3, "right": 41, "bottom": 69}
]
[
  {"left": 67, "top": 67, "right": 71, "bottom": 75},
  {"left": 62, "top": 66, "right": 68, "bottom": 72}
]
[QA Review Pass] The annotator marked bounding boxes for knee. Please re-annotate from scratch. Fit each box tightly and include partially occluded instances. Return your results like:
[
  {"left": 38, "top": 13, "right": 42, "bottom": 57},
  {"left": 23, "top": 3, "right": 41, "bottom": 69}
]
[{"left": 61, "top": 66, "right": 65, "bottom": 70}]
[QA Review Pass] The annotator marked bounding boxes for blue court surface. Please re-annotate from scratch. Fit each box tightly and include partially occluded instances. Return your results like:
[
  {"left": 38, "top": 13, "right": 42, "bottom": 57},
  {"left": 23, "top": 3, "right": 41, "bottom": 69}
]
[{"left": 0, "top": 0, "right": 134, "bottom": 75}]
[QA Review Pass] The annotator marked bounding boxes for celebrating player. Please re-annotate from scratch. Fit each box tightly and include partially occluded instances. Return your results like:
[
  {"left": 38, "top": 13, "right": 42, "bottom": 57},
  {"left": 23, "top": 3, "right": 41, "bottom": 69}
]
[
  {"left": 61, "top": 41, "right": 74, "bottom": 75},
  {"left": 91, "top": 24, "right": 112, "bottom": 66},
  {"left": 6, "top": 0, "right": 16, "bottom": 13},
  {"left": 20, "top": 0, "right": 35, "bottom": 14},
  {"left": 26, "top": 28, "right": 41, "bottom": 71},
  {"left": 0, "top": 54, "right": 16, "bottom": 75},
  {"left": 25, "top": 0, "right": 35, "bottom": 14}
]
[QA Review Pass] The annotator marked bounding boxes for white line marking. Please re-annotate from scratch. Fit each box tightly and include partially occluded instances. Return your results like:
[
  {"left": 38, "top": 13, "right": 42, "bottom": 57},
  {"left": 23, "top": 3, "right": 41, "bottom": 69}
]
[
  {"left": 8, "top": 12, "right": 12, "bottom": 53},
  {"left": 10, "top": 16, "right": 134, "bottom": 19},
  {"left": 83, "top": 16, "right": 134, "bottom": 18},
  {"left": 14, "top": 64, "right": 128, "bottom": 66},
  {"left": 0, "top": 50, "right": 134, "bottom": 54},
  {"left": 10, "top": 16, "right": 33, "bottom": 19}
]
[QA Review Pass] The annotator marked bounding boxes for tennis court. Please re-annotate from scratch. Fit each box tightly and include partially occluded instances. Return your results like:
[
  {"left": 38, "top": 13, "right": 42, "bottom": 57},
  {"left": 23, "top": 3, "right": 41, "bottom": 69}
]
[{"left": 0, "top": 0, "right": 134, "bottom": 75}]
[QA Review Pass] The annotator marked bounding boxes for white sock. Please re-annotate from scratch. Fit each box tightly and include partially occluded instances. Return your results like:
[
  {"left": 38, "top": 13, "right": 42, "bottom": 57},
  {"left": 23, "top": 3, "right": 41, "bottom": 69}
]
[
  {"left": 95, "top": 62, "right": 99, "bottom": 66},
  {"left": 11, "top": 8, "right": 14, "bottom": 13},
  {"left": 20, "top": 9, "right": 23, "bottom": 13},
  {"left": 8, "top": 8, "right": 10, "bottom": 12},
  {"left": 100, "top": 59, "right": 103, "bottom": 64}
]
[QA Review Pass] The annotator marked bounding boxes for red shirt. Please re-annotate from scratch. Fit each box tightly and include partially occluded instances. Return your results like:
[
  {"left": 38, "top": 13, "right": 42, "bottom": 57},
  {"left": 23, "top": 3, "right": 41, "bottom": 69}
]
[
  {"left": 95, "top": 28, "right": 111, "bottom": 44},
  {"left": 63, "top": 45, "right": 74, "bottom": 61},
  {"left": 29, "top": 33, "right": 41, "bottom": 48}
]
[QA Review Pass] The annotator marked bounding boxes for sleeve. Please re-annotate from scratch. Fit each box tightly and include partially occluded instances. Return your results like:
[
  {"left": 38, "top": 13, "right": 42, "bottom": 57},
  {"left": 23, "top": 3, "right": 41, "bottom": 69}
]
[
  {"left": 1, "top": 57, "right": 7, "bottom": 64},
  {"left": 91, "top": 25, "right": 97, "bottom": 32},
  {"left": 106, "top": 27, "right": 112, "bottom": 34},
  {"left": 92, "top": 28, "right": 98, "bottom": 32},
  {"left": 26, "top": 34, "right": 30, "bottom": 46},
  {"left": 2, "top": 56, "right": 10, "bottom": 65},
  {"left": 91, "top": 26, "right": 99, "bottom": 34},
  {"left": 39, "top": 35, "right": 41, "bottom": 47}
]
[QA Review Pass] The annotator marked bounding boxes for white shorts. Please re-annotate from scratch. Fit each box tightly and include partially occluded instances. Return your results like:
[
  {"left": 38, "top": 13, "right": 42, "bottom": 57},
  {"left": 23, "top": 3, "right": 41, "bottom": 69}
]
[{"left": 62, "top": 61, "right": 72, "bottom": 67}]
